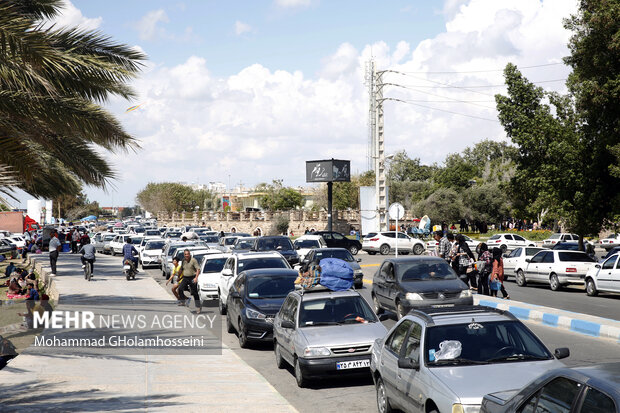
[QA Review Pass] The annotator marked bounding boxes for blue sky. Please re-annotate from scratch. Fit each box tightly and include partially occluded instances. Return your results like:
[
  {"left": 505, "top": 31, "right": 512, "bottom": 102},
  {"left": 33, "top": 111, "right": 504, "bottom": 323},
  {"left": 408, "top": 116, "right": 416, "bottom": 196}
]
[{"left": 11, "top": 0, "right": 578, "bottom": 210}]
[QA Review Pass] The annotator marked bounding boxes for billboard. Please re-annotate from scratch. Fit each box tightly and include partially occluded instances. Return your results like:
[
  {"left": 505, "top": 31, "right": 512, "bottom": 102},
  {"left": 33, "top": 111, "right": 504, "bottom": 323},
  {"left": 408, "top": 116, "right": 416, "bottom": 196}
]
[{"left": 306, "top": 159, "right": 350, "bottom": 182}]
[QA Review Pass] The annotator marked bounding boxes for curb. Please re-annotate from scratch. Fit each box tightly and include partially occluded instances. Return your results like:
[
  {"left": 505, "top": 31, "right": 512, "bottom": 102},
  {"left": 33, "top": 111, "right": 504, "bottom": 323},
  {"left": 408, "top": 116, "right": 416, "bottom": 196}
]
[{"left": 474, "top": 296, "right": 620, "bottom": 343}]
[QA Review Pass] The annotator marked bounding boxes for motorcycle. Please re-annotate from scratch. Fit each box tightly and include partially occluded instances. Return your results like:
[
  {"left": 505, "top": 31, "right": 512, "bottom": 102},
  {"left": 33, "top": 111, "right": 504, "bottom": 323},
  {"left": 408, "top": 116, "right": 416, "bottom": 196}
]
[{"left": 123, "top": 259, "right": 137, "bottom": 280}]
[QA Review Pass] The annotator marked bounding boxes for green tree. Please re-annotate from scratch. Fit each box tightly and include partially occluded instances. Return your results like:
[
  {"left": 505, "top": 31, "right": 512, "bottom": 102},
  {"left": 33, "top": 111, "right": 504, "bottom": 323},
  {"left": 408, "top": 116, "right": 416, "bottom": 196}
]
[
  {"left": 257, "top": 181, "right": 303, "bottom": 211},
  {"left": 136, "top": 182, "right": 196, "bottom": 213},
  {"left": 0, "top": 0, "right": 146, "bottom": 199},
  {"left": 387, "top": 151, "right": 437, "bottom": 208},
  {"left": 412, "top": 188, "right": 466, "bottom": 224},
  {"left": 461, "top": 183, "right": 510, "bottom": 223},
  {"left": 432, "top": 153, "right": 478, "bottom": 190}
]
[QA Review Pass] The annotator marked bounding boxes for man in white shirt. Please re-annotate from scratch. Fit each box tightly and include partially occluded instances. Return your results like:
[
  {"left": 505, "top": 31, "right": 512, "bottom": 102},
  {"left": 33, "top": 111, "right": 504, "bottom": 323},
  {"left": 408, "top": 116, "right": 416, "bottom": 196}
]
[{"left": 48, "top": 231, "right": 61, "bottom": 276}]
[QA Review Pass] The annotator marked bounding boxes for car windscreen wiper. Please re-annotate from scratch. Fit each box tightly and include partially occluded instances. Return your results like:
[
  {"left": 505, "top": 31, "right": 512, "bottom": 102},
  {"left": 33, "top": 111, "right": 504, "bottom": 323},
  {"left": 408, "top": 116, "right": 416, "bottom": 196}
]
[
  {"left": 486, "top": 354, "right": 550, "bottom": 362},
  {"left": 431, "top": 357, "right": 489, "bottom": 365},
  {"left": 301, "top": 321, "right": 342, "bottom": 327}
]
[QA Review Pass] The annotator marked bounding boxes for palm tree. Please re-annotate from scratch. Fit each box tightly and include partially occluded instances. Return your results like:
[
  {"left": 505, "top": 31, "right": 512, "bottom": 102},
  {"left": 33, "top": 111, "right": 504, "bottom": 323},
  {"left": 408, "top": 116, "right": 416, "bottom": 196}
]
[{"left": 0, "top": 0, "right": 146, "bottom": 199}]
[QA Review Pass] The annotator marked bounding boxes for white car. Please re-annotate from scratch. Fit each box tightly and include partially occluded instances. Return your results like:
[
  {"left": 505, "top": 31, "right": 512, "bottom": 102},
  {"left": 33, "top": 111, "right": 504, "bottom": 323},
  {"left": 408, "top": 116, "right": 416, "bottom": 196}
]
[
  {"left": 218, "top": 251, "right": 291, "bottom": 315},
  {"left": 293, "top": 235, "right": 327, "bottom": 261},
  {"left": 362, "top": 231, "right": 426, "bottom": 255},
  {"left": 426, "top": 235, "right": 479, "bottom": 252},
  {"left": 503, "top": 246, "right": 545, "bottom": 280},
  {"left": 139, "top": 238, "right": 166, "bottom": 269},
  {"left": 110, "top": 234, "right": 131, "bottom": 255},
  {"left": 7, "top": 235, "right": 25, "bottom": 248},
  {"left": 599, "top": 234, "right": 620, "bottom": 250},
  {"left": 487, "top": 233, "right": 536, "bottom": 252},
  {"left": 584, "top": 253, "right": 620, "bottom": 296},
  {"left": 143, "top": 229, "right": 162, "bottom": 238},
  {"left": 197, "top": 253, "right": 231, "bottom": 303},
  {"left": 542, "top": 233, "right": 580, "bottom": 248},
  {"left": 515, "top": 250, "right": 596, "bottom": 291}
]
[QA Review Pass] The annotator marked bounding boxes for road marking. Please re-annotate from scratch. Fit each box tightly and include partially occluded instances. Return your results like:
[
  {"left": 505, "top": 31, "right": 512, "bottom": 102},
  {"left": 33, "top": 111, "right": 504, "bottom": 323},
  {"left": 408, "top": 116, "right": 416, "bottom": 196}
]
[
  {"left": 360, "top": 264, "right": 380, "bottom": 268},
  {"left": 363, "top": 279, "right": 373, "bottom": 285}
]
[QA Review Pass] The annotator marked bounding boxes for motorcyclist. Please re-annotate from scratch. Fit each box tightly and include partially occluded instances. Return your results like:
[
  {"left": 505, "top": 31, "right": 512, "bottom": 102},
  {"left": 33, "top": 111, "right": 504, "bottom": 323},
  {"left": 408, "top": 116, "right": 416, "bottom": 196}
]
[
  {"left": 122, "top": 237, "right": 139, "bottom": 271},
  {"left": 79, "top": 238, "right": 96, "bottom": 275}
]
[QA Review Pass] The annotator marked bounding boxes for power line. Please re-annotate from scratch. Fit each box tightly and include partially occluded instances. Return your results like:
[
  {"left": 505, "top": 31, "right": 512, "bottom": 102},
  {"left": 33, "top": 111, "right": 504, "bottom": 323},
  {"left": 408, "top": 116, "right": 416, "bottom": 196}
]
[
  {"left": 399, "top": 62, "right": 564, "bottom": 74},
  {"left": 383, "top": 97, "right": 499, "bottom": 123},
  {"left": 383, "top": 82, "right": 496, "bottom": 109}
]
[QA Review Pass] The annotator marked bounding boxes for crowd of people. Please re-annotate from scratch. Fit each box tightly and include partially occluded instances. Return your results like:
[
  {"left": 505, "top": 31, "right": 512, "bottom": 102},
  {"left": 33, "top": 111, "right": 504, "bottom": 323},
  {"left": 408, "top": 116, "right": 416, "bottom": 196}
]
[{"left": 433, "top": 231, "right": 510, "bottom": 299}]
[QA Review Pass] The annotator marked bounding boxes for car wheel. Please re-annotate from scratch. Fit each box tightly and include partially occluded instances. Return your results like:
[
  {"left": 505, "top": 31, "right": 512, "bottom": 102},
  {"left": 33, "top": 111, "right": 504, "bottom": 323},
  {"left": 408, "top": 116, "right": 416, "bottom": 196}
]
[
  {"left": 586, "top": 278, "right": 598, "bottom": 296},
  {"left": 380, "top": 244, "right": 390, "bottom": 255},
  {"left": 294, "top": 357, "right": 308, "bottom": 388},
  {"left": 349, "top": 245, "right": 359, "bottom": 255},
  {"left": 218, "top": 294, "right": 227, "bottom": 315},
  {"left": 376, "top": 377, "right": 394, "bottom": 413},
  {"left": 226, "top": 313, "right": 235, "bottom": 333},
  {"left": 368, "top": 251, "right": 377, "bottom": 255},
  {"left": 549, "top": 274, "right": 561, "bottom": 291},
  {"left": 501, "top": 244, "right": 507, "bottom": 253},
  {"left": 372, "top": 294, "right": 384, "bottom": 315},
  {"left": 238, "top": 319, "right": 249, "bottom": 348},
  {"left": 274, "top": 342, "right": 285, "bottom": 369},
  {"left": 413, "top": 244, "right": 425, "bottom": 255},
  {"left": 396, "top": 300, "right": 406, "bottom": 320},
  {"left": 516, "top": 270, "right": 527, "bottom": 287}
]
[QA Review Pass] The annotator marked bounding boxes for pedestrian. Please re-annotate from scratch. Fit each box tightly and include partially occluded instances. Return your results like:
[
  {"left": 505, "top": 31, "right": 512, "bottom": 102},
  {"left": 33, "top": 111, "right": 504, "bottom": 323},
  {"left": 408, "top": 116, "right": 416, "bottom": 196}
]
[
  {"left": 166, "top": 257, "right": 182, "bottom": 304},
  {"left": 48, "top": 231, "right": 61, "bottom": 276},
  {"left": 4, "top": 262, "right": 16, "bottom": 278},
  {"left": 452, "top": 234, "right": 476, "bottom": 289},
  {"left": 177, "top": 249, "right": 201, "bottom": 313},
  {"left": 434, "top": 231, "right": 451, "bottom": 262},
  {"left": 71, "top": 229, "right": 79, "bottom": 254},
  {"left": 477, "top": 243, "right": 492, "bottom": 296},
  {"left": 490, "top": 247, "right": 509, "bottom": 299}
]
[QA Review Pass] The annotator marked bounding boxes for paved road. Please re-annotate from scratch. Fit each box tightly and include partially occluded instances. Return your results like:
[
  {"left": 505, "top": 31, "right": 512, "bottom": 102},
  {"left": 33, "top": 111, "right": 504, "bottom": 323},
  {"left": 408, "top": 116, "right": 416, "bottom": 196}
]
[{"left": 139, "top": 252, "right": 620, "bottom": 413}]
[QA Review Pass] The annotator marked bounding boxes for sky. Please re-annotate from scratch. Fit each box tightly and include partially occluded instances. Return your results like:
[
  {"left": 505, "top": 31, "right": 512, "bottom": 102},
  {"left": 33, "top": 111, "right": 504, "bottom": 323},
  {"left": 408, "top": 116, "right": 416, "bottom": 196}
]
[{"left": 14, "top": 0, "right": 579, "bottom": 209}]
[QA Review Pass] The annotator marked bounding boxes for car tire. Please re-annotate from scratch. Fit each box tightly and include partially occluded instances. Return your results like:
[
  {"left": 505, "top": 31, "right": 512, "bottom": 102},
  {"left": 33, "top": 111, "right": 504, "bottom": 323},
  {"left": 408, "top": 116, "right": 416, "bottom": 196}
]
[
  {"left": 274, "top": 342, "right": 286, "bottom": 369},
  {"left": 218, "top": 294, "right": 227, "bottom": 315},
  {"left": 226, "top": 313, "right": 235, "bottom": 333},
  {"left": 549, "top": 274, "right": 561, "bottom": 291},
  {"left": 349, "top": 245, "right": 359, "bottom": 255},
  {"left": 396, "top": 300, "right": 406, "bottom": 320},
  {"left": 238, "top": 319, "right": 249, "bottom": 348},
  {"left": 376, "top": 377, "right": 394, "bottom": 413},
  {"left": 586, "top": 278, "right": 598, "bottom": 296},
  {"left": 516, "top": 270, "right": 527, "bottom": 287},
  {"left": 380, "top": 244, "right": 390, "bottom": 255},
  {"left": 368, "top": 251, "right": 377, "bottom": 255},
  {"left": 413, "top": 244, "right": 425, "bottom": 255},
  {"left": 372, "top": 294, "right": 384, "bottom": 315},
  {"left": 294, "top": 357, "right": 308, "bottom": 388}
]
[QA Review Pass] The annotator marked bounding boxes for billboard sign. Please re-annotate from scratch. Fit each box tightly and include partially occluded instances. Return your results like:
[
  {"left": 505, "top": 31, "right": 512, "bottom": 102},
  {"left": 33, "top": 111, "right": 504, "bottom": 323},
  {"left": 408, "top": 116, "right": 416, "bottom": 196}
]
[{"left": 306, "top": 159, "right": 351, "bottom": 182}]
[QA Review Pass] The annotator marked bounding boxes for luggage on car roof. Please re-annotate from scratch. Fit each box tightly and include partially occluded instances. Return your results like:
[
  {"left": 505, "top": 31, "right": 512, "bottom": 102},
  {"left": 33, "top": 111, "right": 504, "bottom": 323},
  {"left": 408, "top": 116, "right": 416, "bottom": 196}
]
[{"left": 318, "top": 258, "right": 354, "bottom": 291}]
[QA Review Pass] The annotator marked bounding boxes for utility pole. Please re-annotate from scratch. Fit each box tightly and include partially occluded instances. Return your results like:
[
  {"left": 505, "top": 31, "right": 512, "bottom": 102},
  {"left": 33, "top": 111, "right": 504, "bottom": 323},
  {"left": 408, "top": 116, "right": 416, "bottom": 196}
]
[{"left": 374, "top": 68, "right": 388, "bottom": 232}]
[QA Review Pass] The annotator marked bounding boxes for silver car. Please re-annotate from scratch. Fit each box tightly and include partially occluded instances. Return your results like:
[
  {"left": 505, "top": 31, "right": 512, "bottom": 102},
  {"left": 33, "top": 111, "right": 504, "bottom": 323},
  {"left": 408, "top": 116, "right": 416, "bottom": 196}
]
[
  {"left": 273, "top": 289, "right": 387, "bottom": 388},
  {"left": 370, "top": 306, "right": 568, "bottom": 413}
]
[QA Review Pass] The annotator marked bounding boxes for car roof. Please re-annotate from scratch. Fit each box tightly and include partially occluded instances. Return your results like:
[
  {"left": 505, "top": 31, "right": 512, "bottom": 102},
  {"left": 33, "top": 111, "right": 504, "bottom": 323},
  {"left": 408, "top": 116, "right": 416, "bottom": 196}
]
[
  {"left": 383, "top": 256, "right": 446, "bottom": 264},
  {"left": 406, "top": 305, "right": 517, "bottom": 326},
  {"left": 570, "top": 363, "right": 620, "bottom": 396},
  {"left": 293, "top": 289, "right": 360, "bottom": 301},
  {"left": 295, "top": 235, "right": 323, "bottom": 240},
  {"left": 240, "top": 268, "right": 298, "bottom": 277},
  {"left": 258, "top": 235, "right": 290, "bottom": 239},
  {"left": 235, "top": 251, "right": 286, "bottom": 259}
]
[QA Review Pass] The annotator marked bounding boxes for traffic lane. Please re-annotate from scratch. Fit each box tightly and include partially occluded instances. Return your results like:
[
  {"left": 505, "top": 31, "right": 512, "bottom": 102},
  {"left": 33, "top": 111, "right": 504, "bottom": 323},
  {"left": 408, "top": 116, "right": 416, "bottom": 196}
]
[{"left": 356, "top": 253, "right": 620, "bottom": 321}]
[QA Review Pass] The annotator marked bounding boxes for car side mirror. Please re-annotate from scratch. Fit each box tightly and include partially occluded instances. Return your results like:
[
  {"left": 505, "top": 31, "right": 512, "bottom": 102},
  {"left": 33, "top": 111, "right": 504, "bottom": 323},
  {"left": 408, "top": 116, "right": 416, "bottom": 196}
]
[
  {"left": 378, "top": 314, "right": 391, "bottom": 321},
  {"left": 397, "top": 357, "right": 419, "bottom": 370},
  {"left": 525, "top": 259, "right": 531, "bottom": 263},
  {"left": 595, "top": 264, "right": 601, "bottom": 269},
  {"left": 295, "top": 245, "right": 300, "bottom": 250},
  {"left": 281, "top": 320, "right": 295, "bottom": 329},
  {"left": 385, "top": 276, "right": 395, "bottom": 283},
  {"left": 230, "top": 291, "right": 241, "bottom": 299},
  {"left": 222, "top": 269, "right": 233, "bottom": 277},
  {"left": 554, "top": 347, "right": 570, "bottom": 359}
]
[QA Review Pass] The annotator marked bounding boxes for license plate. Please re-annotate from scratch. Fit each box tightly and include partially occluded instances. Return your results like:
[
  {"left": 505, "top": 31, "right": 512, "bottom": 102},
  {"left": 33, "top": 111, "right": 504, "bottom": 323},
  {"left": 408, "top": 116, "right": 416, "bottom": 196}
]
[
  {"left": 123, "top": 265, "right": 130, "bottom": 270},
  {"left": 336, "top": 360, "right": 370, "bottom": 370}
]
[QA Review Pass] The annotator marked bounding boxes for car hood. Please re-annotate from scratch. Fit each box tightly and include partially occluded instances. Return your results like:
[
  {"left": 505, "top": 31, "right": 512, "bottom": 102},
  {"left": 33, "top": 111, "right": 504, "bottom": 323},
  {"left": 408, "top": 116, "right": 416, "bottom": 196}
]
[
  {"left": 198, "top": 272, "right": 220, "bottom": 284},
  {"left": 428, "top": 359, "right": 563, "bottom": 405},
  {"left": 278, "top": 250, "right": 298, "bottom": 257},
  {"left": 300, "top": 322, "right": 388, "bottom": 347},
  {"left": 246, "top": 297, "right": 286, "bottom": 316},
  {"left": 400, "top": 278, "right": 467, "bottom": 293}
]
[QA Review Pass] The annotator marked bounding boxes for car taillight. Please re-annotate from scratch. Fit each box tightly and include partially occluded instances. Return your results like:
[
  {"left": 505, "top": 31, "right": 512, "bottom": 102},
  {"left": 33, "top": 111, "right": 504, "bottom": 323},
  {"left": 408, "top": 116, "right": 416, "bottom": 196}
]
[
  {"left": 566, "top": 268, "right": 577, "bottom": 272},
  {"left": 552, "top": 241, "right": 557, "bottom": 243},
  {"left": 496, "top": 240, "right": 501, "bottom": 243},
  {"left": 369, "top": 238, "right": 379, "bottom": 241}
]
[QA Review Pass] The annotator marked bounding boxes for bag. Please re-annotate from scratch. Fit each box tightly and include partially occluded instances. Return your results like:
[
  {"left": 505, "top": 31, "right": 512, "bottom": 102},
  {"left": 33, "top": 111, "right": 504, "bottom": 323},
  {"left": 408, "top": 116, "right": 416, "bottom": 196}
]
[
  {"left": 490, "top": 278, "right": 501, "bottom": 291},
  {"left": 318, "top": 258, "right": 354, "bottom": 291},
  {"left": 295, "top": 265, "right": 321, "bottom": 289}
]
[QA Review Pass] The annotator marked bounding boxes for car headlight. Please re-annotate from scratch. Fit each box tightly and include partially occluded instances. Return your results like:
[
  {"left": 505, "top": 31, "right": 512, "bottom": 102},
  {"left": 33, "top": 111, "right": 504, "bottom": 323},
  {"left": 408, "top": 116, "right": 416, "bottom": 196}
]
[
  {"left": 304, "top": 347, "right": 331, "bottom": 357},
  {"left": 459, "top": 289, "right": 472, "bottom": 298},
  {"left": 354, "top": 269, "right": 363, "bottom": 276},
  {"left": 452, "top": 404, "right": 480, "bottom": 413},
  {"left": 405, "top": 292, "right": 424, "bottom": 301},
  {"left": 245, "top": 308, "right": 267, "bottom": 319}
]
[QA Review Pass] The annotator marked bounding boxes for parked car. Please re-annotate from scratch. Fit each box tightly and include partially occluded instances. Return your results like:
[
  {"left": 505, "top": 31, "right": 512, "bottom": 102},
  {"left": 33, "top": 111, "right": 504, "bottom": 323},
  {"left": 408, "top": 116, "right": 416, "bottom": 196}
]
[
  {"left": 312, "top": 231, "right": 362, "bottom": 255},
  {"left": 163, "top": 230, "right": 183, "bottom": 240},
  {"left": 502, "top": 247, "right": 544, "bottom": 281},
  {"left": 362, "top": 231, "right": 426, "bottom": 256},
  {"left": 600, "top": 233, "right": 620, "bottom": 250},
  {"left": 109, "top": 234, "right": 131, "bottom": 255},
  {"left": 487, "top": 233, "right": 536, "bottom": 253},
  {"left": 251, "top": 236, "right": 299, "bottom": 266},
  {"left": 100, "top": 233, "right": 117, "bottom": 254},
  {"left": 551, "top": 241, "right": 595, "bottom": 256},
  {"left": 273, "top": 289, "right": 387, "bottom": 388},
  {"left": 371, "top": 305, "right": 568, "bottom": 413},
  {"left": 231, "top": 237, "right": 257, "bottom": 253},
  {"left": 297, "top": 247, "right": 364, "bottom": 289},
  {"left": 584, "top": 253, "right": 620, "bottom": 297},
  {"left": 542, "top": 233, "right": 580, "bottom": 248},
  {"left": 161, "top": 242, "right": 206, "bottom": 279},
  {"left": 218, "top": 251, "right": 291, "bottom": 315},
  {"left": 371, "top": 256, "right": 473, "bottom": 319},
  {"left": 197, "top": 253, "right": 231, "bottom": 303},
  {"left": 293, "top": 235, "right": 327, "bottom": 262},
  {"left": 515, "top": 250, "right": 596, "bottom": 291},
  {"left": 601, "top": 246, "right": 620, "bottom": 261},
  {"left": 218, "top": 236, "right": 239, "bottom": 252},
  {"left": 129, "top": 236, "right": 145, "bottom": 255},
  {"left": 6, "top": 235, "right": 25, "bottom": 249},
  {"left": 427, "top": 234, "right": 479, "bottom": 252},
  {"left": 226, "top": 268, "right": 298, "bottom": 348},
  {"left": 139, "top": 239, "right": 166, "bottom": 269},
  {"left": 199, "top": 235, "right": 221, "bottom": 249},
  {"left": 143, "top": 229, "right": 161, "bottom": 237},
  {"left": 0, "top": 238, "right": 16, "bottom": 256},
  {"left": 481, "top": 363, "right": 620, "bottom": 413}
]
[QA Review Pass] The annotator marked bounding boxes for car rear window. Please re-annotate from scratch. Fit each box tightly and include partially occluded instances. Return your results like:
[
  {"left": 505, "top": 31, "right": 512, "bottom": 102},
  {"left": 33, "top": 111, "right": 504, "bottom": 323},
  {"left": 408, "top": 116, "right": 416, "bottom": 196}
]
[
  {"left": 558, "top": 252, "right": 595, "bottom": 262},
  {"left": 398, "top": 260, "right": 457, "bottom": 280},
  {"left": 548, "top": 234, "right": 561, "bottom": 240},
  {"left": 488, "top": 235, "right": 500, "bottom": 240},
  {"left": 203, "top": 258, "right": 227, "bottom": 273},
  {"left": 525, "top": 248, "right": 542, "bottom": 256},
  {"left": 238, "top": 257, "right": 289, "bottom": 271},
  {"left": 314, "top": 249, "right": 354, "bottom": 262}
]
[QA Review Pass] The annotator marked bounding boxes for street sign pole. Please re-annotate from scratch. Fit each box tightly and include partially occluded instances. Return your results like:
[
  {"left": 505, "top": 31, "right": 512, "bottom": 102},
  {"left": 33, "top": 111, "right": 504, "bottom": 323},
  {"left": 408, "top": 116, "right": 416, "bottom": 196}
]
[{"left": 389, "top": 202, "right": 404, "bottom": 258}]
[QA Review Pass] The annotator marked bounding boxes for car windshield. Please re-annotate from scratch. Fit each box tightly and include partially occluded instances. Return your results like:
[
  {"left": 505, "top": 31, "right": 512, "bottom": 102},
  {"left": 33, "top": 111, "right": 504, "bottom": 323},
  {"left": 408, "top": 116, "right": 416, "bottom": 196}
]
[
  {"left": 554, "top": 243, "right": 580, "bottom": 251},
  {"left": 558, "top": 252, "right": 595, "bottom": 262},
  {"left": 314, "top": 249, "right": 354, "bottom": 262},
  {"left": 246, "top": 275, "right": 296, "bottom": 299},
  {"left": 234, "top": 239, "right": 254, "bottom": 249},
  {"left": 193, "top": 229, "right": 210, "bottom": 235},
  {"left": 425, "top": 320, "right": 552, "bottom": 366},
  {"left": 256, "top": 238, "right": 294, "bottom": 251},
  {"left": 145, "top": 241, "right": 165, "bottom": 250},
  {"left": 299, "top": 296, "right": 378, "bottom": 326},
  {"left": 145, "top": 230, "right": 160, "bottom": 236},
  {"left": 238, "top": 257, "right": 289, "bottom": 271},
  {"left": 224, "top": 237, "right": 238, "bottom": 245},
  {"left": 202, "top": 258, "right": 227, "bottom": 273},
  {"left": 134, "top": 228, "right": 145, "bottom": 233},
  {"left": 201, "top": 236, "right": 219, "bottom": 243},
  {"left": 104, "top": 235, "right": 115, "bottom": 241},
  {"left": 130, "top": 238, "right": 143, "bottom": 245},
  {"left": 166, "top": 232, "right": 182, "bottom": 238},
  {"left": 295, "top": 239, "right": 321, "bottom": 248},
  {"left": 397, "top": 259, "right": 457, "bottom": 280}
]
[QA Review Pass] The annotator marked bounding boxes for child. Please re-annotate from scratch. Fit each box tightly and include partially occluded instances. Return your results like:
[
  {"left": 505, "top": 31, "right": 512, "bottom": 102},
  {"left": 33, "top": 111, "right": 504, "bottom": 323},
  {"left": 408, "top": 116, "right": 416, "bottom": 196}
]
[{"left": 166, "top": 257, "right": 183, "bottom": 304}]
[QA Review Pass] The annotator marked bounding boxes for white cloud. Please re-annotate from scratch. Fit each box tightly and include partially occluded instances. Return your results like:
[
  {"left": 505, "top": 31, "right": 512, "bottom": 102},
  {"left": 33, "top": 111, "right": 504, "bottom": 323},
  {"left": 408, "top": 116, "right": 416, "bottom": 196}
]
[
  {"left": 274, "top": 0, "right": 312, "bottom": 8},
  {"left": 234, "top": 21, "right": 252, "bottom": 36},
  {"left": 136, "top": 9, "right": 169, "bottom": 40},
  {"left": 43, "top": 0, "right": 102, "bottom": 31}
]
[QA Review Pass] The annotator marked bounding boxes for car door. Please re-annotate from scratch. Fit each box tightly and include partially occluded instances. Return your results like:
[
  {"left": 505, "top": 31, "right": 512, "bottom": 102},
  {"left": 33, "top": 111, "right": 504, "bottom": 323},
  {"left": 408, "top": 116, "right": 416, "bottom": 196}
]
[
  {"left": 228, "top": 273, "right": 245, "bottom": 330},
  {"left": 331, "top": 232, "right": 346, "bottom": 248},
  {"left": 597, "top": 255, "right": 618, "bottom": 292},
  {"left": 513, "top": 234, "right": 527, "bottom": 247},
  {"left": 377, "top": 262, "right": 396, "bottom": 309},
  {"left": 525, "top": 251, "right": 545, "bottom": 281},
  {"left": 278, "top": 296, "right": 298, "bottom": 364},
  {"left": 373, "top": 262, "right": 388, "bottom": 306},
  {"left": 383, "top": 232, "right": 397, "bottom": 250},
  {"left": 540, "top": 251, "right": 556, "bottom": 282},
  {"left": 321, "top": 232, "right": 333, "bottom": 248},
  {"left": 503, "top": 234, "right": 515, "bottom": 249},
  {"left": 220, "top": 257, "right": 235, "bottom": 300},
  {"left": 396, "top": 232, "right": 412, "bottom": 252},
  {"left": 396, "top": 321, "right": 425, "bottom": 412},
  {"left": 504, "top": 248, "right": 522, "bottom": 271},
  {"left": 379, "top": 320, "right": 412, "bottom": 410}
]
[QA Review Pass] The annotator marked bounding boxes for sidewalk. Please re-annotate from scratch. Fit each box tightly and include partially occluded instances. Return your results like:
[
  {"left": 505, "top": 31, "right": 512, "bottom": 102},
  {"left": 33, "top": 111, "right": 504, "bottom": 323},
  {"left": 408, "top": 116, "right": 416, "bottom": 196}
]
[{"left": 0, "top": 253, "right": 297, "bottom": 412}]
